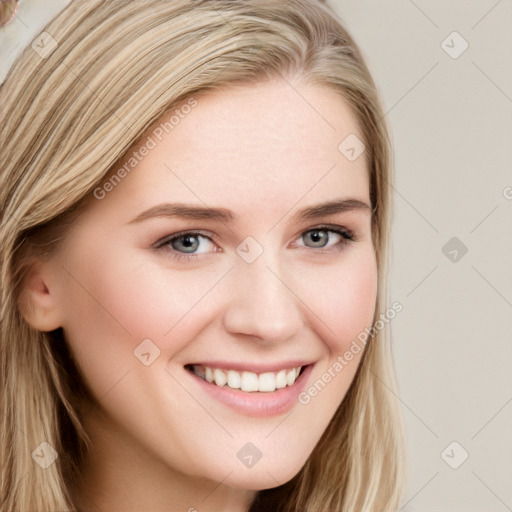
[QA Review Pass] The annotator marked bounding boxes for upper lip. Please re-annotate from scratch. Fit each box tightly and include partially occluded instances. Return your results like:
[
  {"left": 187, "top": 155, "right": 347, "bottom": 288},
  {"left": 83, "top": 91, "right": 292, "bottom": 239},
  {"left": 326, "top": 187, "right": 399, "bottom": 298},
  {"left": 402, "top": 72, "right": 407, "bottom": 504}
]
[{"left": 186, "top": 360, "right": 314, "bottom": 373}]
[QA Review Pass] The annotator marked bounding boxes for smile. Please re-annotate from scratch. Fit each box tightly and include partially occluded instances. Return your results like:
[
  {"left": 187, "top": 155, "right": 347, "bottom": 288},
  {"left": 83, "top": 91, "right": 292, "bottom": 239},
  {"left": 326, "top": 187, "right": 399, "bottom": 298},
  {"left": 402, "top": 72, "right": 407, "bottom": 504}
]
[
  {"left": 186, "top": 364, "right": 304, "bottom": 393},
  {"left": 184, "top": 361, "right": 314, "bottom": 417}
]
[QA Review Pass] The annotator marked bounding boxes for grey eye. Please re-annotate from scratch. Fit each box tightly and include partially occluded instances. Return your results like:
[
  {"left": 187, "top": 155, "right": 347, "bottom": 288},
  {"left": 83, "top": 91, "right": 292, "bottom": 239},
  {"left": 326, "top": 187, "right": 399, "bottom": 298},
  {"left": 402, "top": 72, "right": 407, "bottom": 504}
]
[
  {"left": 303, "top": 229, "right": 331, "bottom": 248},
  {"left": 171, "top": 234, "right": 201, "bottom": 253}
]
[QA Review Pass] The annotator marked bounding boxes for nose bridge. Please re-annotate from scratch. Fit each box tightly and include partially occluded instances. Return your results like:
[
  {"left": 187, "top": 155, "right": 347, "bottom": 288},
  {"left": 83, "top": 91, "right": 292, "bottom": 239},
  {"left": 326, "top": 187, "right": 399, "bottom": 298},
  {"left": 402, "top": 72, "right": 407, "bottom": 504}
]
[{"left": 222, "top": 246, "right": 303, "bottom": 342}]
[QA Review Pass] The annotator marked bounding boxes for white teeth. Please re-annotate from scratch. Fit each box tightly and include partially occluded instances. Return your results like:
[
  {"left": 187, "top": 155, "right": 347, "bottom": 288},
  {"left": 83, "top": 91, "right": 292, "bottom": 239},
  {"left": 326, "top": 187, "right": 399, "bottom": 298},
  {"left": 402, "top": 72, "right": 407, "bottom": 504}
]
[
  {"left": 275, "top": 369, "right": 287, "bottom": 389},
  {"left": 190, "top": 365, "right": 304, "bottom": 393},
  {"left": 213, "top": 368, "right": 227, "bottom": 387},
  {"left": 241, "top": 371, "right": 259, "bottom": 392},
  {"left": 286, "top": 368, "right": 296, "bottom": 386},
  {"left": 227, "top": 370, "right": 241, "bottom": 389},
  {"left": 258, "top": 372, "right": 276, "bottom": 392}
]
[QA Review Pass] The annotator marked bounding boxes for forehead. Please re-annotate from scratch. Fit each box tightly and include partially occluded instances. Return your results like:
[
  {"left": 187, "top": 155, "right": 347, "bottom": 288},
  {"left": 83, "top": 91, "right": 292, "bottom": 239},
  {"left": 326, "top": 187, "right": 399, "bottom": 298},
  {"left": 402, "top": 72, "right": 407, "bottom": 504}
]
[{"left": 96, "top": 78, "right": 370, "bottom": 219}]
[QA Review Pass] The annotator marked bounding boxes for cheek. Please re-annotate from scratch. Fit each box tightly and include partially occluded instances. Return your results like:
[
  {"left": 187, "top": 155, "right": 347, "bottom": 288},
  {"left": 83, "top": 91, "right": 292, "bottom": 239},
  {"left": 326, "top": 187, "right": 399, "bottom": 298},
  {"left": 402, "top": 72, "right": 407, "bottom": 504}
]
[
  {"left": 99, "top": 250, "right": 232, "bottom": 328},
  {"left": 58, "top": 247, "right": 228, "bottom": 382},
  {"left": 294, "top": 250, "right": 378, "bottom": 354},
  {"left": 289, "top": 251, "right": 377, "bottom": 442}
]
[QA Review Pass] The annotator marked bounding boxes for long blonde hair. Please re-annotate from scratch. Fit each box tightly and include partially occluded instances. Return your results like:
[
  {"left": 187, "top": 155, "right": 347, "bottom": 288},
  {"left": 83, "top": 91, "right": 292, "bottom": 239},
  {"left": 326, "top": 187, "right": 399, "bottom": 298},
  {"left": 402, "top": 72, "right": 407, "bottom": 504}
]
[{"left": 0, "top": 1, "right": 406, "bottom": 510}]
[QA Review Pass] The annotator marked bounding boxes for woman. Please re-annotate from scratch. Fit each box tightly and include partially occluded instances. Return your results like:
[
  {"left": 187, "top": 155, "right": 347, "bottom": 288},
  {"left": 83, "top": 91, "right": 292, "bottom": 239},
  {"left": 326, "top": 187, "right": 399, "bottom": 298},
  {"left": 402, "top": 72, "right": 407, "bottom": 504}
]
[{"left": 0, "top": 1, "right": 406, "bottom": 510}]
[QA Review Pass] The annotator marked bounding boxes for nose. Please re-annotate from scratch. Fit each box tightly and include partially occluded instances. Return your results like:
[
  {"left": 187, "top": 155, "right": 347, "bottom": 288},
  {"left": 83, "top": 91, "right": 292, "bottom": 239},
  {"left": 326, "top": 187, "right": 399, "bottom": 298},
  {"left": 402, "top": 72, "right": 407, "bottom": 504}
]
[{"left": 222, "top": 252, "right": 304, "bottom": 344}]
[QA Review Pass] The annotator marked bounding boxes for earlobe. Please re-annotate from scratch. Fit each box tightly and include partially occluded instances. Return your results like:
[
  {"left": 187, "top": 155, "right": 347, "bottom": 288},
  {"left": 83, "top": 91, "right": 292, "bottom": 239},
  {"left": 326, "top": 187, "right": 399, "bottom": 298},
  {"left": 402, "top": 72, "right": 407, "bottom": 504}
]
[{"left": 18, "top": 264, "right": 63, "bottom": 332}]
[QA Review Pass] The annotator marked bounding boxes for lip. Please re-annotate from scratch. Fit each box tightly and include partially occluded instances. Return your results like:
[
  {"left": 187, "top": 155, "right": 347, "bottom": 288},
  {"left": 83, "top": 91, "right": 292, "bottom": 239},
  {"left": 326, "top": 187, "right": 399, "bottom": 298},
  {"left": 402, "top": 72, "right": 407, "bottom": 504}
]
[{"left": 185, "top": 363, "right": 314, "bottom": 418}]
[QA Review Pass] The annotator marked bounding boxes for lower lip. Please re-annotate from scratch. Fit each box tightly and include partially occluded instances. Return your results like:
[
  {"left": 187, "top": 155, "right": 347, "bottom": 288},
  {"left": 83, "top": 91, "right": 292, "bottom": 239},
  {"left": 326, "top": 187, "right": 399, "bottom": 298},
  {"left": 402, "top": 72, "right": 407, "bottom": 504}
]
[{"left": 186, "top": 364, "right": 314, "bottom": 418}]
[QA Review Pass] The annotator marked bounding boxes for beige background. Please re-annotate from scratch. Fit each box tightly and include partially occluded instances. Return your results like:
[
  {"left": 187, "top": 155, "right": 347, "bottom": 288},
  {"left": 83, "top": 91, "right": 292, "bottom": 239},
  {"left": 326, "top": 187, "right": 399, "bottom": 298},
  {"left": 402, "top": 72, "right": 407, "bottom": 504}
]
[{"left": 1, "top": 1, "right": 511, "bottom": 510}]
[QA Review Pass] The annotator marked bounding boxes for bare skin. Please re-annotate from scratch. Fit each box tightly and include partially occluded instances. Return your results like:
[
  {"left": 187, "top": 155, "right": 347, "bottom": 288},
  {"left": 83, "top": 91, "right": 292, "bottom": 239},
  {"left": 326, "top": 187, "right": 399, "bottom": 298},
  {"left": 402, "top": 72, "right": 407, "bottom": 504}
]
[{"left": 21, "top": 76, "right": 376, "bottom": 512}]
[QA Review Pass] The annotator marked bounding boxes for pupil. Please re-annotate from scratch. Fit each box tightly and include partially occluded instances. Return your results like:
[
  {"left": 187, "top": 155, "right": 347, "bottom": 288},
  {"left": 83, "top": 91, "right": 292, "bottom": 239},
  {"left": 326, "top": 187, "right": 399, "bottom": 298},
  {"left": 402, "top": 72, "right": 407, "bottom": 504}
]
[
  {"left": 309, "top": 230, "right": 327, "bottom": 246},
  {"left": 175, "top": 235, "right": 198, "bottom": 252}
]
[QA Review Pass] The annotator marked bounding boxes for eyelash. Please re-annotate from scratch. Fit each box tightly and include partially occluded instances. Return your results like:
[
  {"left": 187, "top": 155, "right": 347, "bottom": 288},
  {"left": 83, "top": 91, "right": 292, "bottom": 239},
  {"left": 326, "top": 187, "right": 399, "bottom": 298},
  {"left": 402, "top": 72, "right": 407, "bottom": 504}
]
[{"left": 153, "top": 224, "right": 357, "bottom": 263}]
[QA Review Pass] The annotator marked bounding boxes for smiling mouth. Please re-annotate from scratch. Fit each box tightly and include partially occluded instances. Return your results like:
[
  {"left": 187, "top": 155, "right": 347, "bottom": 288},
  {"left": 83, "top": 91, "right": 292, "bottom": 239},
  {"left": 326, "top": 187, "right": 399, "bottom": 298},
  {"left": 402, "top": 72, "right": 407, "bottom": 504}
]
[{"left": 185, "top": 364, "right": 306, "bottom": 393}]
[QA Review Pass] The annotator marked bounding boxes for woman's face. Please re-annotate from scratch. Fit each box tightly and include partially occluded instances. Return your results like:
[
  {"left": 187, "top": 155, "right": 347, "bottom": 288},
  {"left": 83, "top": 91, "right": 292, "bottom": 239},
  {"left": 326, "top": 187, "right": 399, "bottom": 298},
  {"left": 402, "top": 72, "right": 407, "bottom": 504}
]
[{"left": 44, "top": 78, "right": 377, "bottom": 505}]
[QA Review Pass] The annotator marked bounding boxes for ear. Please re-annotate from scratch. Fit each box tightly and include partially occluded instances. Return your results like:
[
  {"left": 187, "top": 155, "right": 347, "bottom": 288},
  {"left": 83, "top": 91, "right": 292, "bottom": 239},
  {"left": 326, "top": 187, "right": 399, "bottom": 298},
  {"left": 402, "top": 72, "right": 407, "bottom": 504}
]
[{"left": 18, "top": 261, "right": 63, "bottom": 332}]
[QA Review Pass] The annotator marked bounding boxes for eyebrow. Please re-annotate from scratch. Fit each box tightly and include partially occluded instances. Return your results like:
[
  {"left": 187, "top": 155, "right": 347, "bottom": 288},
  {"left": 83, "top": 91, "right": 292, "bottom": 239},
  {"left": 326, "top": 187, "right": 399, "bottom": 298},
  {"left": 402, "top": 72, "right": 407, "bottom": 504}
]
[
  {"left": 128, "top": 198, "right": 372, "bottom": 225},
  {"left": 294, "top": 198, "right": 372, "bottom": 222}
]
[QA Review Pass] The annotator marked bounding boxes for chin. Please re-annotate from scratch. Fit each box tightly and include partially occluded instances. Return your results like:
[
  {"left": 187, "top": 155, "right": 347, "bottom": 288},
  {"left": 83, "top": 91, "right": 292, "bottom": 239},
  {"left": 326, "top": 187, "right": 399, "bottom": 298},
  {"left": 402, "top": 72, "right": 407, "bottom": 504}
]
[{"left": 203, "top": 457, "right": 306, "bottom": 491}]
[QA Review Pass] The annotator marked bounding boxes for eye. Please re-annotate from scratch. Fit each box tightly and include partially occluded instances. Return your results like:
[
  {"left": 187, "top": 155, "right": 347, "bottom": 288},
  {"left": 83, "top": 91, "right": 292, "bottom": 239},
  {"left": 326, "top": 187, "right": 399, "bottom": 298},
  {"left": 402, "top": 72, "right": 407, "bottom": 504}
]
[
  {"left": 153, "top": 225, "right": 356, "bottom": 263},
  {"left": 298, "top": 226, "right": 355, "bottom": 250},
  {"left": 154, "top": 231, "right": 218, "bottom": 258}
]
